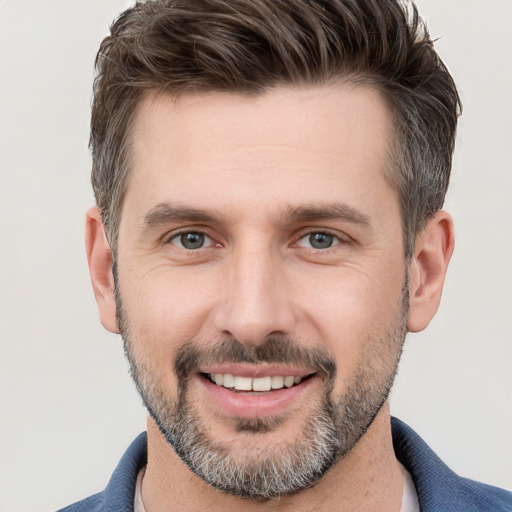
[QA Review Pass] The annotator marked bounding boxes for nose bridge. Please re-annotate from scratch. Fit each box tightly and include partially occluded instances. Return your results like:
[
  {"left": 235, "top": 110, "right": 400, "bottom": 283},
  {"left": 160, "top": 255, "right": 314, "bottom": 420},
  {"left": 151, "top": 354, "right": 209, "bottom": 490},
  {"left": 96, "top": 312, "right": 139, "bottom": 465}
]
[{"left": 214, "top": 239, "right": 294, "bottom": 345}]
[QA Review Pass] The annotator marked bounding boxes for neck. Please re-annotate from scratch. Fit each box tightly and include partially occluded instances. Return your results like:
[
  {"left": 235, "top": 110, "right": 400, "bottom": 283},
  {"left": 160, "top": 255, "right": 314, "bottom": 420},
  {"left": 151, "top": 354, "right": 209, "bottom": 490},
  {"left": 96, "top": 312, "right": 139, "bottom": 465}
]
[{"left": 141, "top": 403, "right": 403, "bottom": 512}]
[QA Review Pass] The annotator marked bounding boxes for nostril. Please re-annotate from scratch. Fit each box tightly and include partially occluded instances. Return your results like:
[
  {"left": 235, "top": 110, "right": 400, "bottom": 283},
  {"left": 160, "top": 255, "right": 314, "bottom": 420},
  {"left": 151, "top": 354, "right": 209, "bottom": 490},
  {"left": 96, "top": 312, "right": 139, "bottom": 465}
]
[{"left": 213, "top": 310, "right": 296, "bottom": 348}]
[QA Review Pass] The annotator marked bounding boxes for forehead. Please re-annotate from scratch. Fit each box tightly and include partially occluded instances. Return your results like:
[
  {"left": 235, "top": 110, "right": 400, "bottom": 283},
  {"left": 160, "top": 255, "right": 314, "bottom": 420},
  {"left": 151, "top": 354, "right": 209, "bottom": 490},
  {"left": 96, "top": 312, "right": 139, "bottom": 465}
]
[{"left": 124, "top": 84, "right": 396, "bottom": 224}]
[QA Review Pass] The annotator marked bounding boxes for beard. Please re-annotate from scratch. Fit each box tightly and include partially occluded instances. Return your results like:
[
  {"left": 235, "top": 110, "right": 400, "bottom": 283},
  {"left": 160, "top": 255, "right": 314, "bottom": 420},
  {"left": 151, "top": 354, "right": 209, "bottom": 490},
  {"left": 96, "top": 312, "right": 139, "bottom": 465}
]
[{"left": 115, "top": 271, "right": 409, "bottom": 501}]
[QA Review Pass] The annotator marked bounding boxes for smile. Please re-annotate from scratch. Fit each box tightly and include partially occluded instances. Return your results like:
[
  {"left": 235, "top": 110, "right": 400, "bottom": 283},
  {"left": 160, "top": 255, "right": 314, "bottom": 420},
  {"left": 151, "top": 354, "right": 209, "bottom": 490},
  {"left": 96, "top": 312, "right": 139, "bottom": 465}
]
[
  {"left": 207, "top": 373, "right": 308, "bottom": 392},
  {"left": 196, "top": 365, "right": 320, "bottom": 418}
]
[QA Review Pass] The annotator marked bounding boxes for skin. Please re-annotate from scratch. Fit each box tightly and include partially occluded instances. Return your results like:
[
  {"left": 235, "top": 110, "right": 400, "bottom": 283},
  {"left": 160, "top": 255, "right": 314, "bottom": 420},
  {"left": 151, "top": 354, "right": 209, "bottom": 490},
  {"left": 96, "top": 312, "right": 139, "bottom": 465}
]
[{"left": 86, "top": 84, "right": 454, "bottom": 511}]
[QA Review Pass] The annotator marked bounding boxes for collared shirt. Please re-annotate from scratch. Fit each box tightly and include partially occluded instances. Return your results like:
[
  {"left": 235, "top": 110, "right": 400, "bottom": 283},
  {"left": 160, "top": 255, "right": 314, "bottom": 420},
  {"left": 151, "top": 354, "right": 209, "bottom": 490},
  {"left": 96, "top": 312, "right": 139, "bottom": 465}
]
[{"left": 58, "top": 418, "right": 512, "bottom": 512}]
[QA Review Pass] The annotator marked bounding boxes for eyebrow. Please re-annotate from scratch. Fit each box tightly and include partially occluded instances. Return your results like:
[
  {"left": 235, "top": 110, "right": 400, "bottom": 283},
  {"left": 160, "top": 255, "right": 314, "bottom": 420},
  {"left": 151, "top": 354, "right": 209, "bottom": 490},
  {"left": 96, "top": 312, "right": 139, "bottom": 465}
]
[
  {"left": 285, "top": 203, "right": 371, "bottom": 227},
  {"left": 143, "top": 203, "right": 223, "bottom": 227},
  {"left": 142, "top": 201, "right": 372, "bottom": 229}
]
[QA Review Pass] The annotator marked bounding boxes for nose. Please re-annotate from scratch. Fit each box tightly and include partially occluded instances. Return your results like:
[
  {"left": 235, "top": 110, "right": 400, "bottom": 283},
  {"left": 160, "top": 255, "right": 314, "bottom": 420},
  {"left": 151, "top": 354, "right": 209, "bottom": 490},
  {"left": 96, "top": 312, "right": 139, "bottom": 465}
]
[{"left": 214, "top": 244, "right": 296, "bottom": 346}]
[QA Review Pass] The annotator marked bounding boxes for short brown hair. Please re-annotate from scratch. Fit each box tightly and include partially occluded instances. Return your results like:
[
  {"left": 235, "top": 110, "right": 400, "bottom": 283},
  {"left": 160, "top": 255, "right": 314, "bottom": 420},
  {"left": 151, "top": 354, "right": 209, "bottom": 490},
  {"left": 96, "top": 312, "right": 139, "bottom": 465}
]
[{"left": 90, "top": 0, "right": 461, "bottom": 259}]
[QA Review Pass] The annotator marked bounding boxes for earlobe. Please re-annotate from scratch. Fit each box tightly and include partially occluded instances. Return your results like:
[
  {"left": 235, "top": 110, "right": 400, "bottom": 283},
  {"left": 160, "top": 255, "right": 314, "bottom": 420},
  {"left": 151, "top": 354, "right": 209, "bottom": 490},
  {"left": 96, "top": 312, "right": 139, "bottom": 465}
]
[
  {"left": 85, "top": 207, "right": 119, "bottom": 334},
  {"left": 407, "top": 210, "right": 455, "bottom": 333}
]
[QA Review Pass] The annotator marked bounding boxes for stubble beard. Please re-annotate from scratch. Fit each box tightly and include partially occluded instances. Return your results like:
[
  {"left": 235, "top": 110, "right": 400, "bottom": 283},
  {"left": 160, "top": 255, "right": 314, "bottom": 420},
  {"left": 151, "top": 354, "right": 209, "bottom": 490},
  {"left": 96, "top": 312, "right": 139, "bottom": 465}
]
[{"left": 116, "top": 272, "right": 409, "bottom": 501}]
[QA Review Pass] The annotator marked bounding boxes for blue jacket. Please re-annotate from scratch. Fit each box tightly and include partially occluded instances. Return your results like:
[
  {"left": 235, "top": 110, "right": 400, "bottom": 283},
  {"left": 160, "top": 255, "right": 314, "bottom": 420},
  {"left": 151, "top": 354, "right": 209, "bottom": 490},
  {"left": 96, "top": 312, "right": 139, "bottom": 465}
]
[{"left": 59, "top": 418, "right": 512, "bottom": 511}]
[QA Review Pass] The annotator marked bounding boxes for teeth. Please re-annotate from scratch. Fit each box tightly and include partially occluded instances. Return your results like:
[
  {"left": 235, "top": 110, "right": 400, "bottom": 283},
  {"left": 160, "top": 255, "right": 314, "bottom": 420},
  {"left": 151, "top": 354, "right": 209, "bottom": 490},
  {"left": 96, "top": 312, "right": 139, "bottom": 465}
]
[
  {"left": 271, "top": 375, "right": 284, "bottom": 389},
  {"left": 222, "top": 373, "right": 235, "bottom": 388},
  {"left": 284, "top": 376, "right": 295, "bottom": 388},
  {"left": 252, "top": 376, "right": 271, "bottom": 391},
  {"left": 234, "top": 376, "right": 252, "bottom": 391},
  {"left": 210, "top": 373, "right": 303, "bottom": 391}
]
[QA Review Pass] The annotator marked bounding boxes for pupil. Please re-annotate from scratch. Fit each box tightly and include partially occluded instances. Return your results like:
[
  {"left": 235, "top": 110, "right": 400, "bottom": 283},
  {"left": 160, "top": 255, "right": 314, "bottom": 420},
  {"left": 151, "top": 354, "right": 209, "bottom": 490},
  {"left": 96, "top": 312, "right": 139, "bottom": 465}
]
[
  {"left": 310, "top": 233, "right": 333, "bottom": 249},
  {"left": 181, "top": 232, "right": 204, "bottom": 249}
]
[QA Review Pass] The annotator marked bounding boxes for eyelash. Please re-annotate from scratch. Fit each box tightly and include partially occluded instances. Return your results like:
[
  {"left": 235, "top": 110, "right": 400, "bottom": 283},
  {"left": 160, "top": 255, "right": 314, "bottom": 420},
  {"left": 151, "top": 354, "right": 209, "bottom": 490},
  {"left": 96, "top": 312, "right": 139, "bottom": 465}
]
[
  {"left": 294, "top": 230, "right": 345, "bottom": 251},
  {"left": 167, "top": 229, "right": 215, "bottom": 250},
  {"left": 166, "top": 228, "right": 348, "bottom": 252}
]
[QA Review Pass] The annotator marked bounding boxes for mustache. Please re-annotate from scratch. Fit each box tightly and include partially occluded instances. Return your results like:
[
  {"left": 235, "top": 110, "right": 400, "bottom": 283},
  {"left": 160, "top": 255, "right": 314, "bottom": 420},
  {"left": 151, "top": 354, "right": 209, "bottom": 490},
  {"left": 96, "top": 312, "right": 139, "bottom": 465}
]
[{"left": 174, "top": 337, "right": 337, "bottom": 382}]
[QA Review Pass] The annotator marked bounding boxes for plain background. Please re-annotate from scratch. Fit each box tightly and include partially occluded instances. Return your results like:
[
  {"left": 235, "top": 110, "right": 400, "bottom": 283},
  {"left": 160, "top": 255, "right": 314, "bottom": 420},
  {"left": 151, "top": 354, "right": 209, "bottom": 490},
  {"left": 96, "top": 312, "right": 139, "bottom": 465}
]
[{"left": 0, "top": 1, "right": 511, "bottom": 511}]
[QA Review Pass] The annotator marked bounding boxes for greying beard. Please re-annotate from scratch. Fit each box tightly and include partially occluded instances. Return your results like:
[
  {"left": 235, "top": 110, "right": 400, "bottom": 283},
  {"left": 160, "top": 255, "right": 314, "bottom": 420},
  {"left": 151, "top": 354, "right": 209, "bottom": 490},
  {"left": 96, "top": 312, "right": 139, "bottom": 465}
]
[
  {"left": 161, "top": 385, "right": 345, "bottom": 500},
  {"left": 115, "top": 265, "right": 409, "bottom": 500}
]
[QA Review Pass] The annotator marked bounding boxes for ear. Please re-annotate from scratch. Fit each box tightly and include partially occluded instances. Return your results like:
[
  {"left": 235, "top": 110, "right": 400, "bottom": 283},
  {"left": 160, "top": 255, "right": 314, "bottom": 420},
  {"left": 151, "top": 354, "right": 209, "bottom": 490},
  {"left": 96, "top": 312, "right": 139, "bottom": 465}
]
[
  {"left": 85, "top": 207, "right": 119, "bottom": 333},
  {"left": 407, "top": 210, "right": 455, "bottom": 333}
]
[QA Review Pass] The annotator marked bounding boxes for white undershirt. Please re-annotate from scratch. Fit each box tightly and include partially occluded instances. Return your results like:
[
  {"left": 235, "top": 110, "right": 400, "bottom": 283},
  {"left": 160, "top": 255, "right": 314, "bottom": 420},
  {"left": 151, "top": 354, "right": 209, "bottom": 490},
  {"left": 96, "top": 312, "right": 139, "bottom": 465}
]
[
  {"left": 399, "top": 463, "right": 421, "bottom": 512},
  {"left": 134, "top": 464, "right": 420, "bottom": 511},
  {"left": 134, "top": 467, "right": 145, "bottom": 512}
]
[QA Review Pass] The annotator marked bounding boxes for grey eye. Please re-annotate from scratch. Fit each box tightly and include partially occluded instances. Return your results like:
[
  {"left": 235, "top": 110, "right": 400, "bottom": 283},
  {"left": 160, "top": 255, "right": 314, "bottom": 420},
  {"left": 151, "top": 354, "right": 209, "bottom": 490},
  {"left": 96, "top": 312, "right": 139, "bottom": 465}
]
[
  {"left": 171, "top": 232, "right": 212, "bottom": 250},
  {"left": 309, "top": 233, "right": 334, "bottom": 249},
  {"left": 297, "top": 232, "right": 339, "bottom": 249}
]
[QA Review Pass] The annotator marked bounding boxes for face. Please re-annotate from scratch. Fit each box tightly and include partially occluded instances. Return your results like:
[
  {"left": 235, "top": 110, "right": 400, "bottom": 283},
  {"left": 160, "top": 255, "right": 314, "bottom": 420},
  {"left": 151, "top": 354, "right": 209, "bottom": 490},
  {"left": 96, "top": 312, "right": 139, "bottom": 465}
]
[{"left": 115, "top": 85, "right": 408, "bottom": 499}]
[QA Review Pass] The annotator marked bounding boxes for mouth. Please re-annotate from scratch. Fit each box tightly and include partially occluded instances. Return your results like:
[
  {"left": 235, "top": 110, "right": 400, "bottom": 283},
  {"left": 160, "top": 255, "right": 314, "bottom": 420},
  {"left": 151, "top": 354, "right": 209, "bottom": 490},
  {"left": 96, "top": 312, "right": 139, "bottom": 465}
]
[
  {"left": 201, "top": 372, "right": 316, "bottom": 393},
  {"left": 195, "top": 368, "right": 319, "bottom": 419}
]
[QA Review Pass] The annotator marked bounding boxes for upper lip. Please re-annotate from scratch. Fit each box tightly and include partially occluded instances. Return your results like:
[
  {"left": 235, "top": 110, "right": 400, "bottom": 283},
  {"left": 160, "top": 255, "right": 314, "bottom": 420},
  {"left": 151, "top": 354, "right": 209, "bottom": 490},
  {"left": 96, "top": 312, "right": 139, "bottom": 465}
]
[{"left": 199, "top": 364, "right": 315, "bottom": 379}]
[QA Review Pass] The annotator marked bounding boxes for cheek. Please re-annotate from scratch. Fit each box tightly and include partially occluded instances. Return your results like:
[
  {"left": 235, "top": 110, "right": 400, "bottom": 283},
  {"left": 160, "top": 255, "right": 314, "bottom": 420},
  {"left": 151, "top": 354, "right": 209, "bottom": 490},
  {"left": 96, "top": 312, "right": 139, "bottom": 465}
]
[
  {"left": 119, "top": 269, "right": 217, "bottom": 361},
  {"left": 294, "top": 266, "right": 405, "bottom": 377}
]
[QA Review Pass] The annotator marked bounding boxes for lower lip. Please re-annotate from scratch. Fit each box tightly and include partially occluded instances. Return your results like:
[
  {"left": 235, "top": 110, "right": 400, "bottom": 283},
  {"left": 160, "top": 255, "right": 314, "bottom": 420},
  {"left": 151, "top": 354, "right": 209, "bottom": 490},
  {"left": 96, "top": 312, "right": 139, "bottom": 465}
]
[{"left": 196, "top": 374, "right": 318, "bottom": 418}]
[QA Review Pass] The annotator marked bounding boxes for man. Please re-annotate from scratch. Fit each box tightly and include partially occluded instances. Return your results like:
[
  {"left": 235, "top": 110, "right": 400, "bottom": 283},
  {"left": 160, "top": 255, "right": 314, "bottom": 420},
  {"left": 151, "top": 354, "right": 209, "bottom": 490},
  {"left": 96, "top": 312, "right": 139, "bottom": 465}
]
[{"left": 60, "top": 0, "right": 512, "bottom": 510}]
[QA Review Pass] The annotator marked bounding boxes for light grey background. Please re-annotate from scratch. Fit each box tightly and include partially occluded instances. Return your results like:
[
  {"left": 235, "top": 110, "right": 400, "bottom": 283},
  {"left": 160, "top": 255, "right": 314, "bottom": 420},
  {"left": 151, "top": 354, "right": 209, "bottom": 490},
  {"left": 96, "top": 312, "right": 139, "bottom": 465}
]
[{"left": 0, "top": 1, "right": 511, "bottom": 511}]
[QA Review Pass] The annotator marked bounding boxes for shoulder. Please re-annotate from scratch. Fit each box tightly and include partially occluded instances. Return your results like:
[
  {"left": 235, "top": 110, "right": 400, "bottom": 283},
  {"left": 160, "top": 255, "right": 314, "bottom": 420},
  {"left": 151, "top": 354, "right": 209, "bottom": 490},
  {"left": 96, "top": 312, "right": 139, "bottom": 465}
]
[
  {"left": 57, "top": 493, "right": 104, "bottom": 512},
  {"left": 392, "top": 417, "right": 512, "bottom": 512},
  {"left": 56, "top": 432, "right": 148, "bottom": 512}
]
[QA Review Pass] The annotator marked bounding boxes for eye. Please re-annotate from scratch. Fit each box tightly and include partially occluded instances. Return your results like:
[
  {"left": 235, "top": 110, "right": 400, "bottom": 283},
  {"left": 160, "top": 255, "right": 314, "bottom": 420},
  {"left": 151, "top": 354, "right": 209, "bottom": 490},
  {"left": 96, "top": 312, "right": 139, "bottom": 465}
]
[
  {"left": 169, "top": 231, "right": 214, "bottom": 250},
  {"left": 296, "top": 232, "right": 340, "bottom": 250}
]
